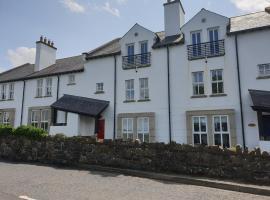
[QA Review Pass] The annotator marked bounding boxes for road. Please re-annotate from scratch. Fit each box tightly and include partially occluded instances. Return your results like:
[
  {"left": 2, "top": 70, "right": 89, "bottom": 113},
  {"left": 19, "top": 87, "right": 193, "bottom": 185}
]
[{"left": 0, "top": 161, "right": 269, "bottom": 200}]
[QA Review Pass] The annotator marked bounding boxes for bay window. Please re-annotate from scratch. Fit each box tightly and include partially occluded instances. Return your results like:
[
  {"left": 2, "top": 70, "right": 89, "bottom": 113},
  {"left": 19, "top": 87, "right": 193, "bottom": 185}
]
[
  {"left": 213, "top": 115, "right": 230, "bottom": 148},
  {"left": 122, "top": 118, "right": 133, "bottom": 140}
]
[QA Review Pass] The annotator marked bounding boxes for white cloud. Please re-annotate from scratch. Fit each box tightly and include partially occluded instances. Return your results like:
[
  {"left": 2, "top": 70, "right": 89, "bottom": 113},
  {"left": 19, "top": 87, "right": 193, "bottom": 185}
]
[
  {"left": 61, "top": 0, "right": 85, "bottom": 13},
  {"left": 231, "top": 0, "right": 270, "bottom": 12},
  {"left": 101, "top": 2, "right": 120, "bottom": 17},
  {"left": 7, "top": 47, "right": 36, "bottom": 67}
]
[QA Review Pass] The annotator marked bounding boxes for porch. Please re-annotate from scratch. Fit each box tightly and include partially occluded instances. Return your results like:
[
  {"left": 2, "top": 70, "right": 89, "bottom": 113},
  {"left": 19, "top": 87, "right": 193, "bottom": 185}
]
[
  {"left": 49, "top": 94, "right": 109, "bottom": 138},
  {"left": 249, "top": 90, "right": 270, "bottom": 152}
]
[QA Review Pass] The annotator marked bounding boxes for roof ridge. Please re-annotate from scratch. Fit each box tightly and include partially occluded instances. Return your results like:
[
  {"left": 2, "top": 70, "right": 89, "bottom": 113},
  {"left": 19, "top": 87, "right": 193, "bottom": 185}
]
[{"left": 230, "top": 11, "right": 265, "bottom": 19}]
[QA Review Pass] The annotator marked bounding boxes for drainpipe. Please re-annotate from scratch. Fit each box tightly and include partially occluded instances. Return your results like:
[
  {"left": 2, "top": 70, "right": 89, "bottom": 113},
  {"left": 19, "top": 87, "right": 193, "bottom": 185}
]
[
  {"left": 113, "top": 55, "right": 117, "bottom": 139},
  {"left": 167, "top": 46, "right": 172, "bottom": 143},
  {"left": 235, "top": 34, "right": 246, "bottom": 148},
  {"left": 56, "top": 75, "right": 60, "bottom": 100},
  {"left": 52, "top": 75, "right": 60, "bottom": 126},
  {"left": 20, "top": 80, "right": 26, "bottom": 126}
]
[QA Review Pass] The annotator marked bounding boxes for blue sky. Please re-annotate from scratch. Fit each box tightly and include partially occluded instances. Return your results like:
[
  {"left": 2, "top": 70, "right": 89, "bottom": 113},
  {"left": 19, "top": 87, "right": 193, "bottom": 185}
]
[{"left": 0, "top": 0, "right": 269, "bottom": 72}]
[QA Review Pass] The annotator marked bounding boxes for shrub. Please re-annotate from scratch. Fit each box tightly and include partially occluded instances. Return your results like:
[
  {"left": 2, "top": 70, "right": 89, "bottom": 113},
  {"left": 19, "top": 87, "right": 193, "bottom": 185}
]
[
  {"left": 13, "top": 126, "right": 48, "bottom": 138},
  {"left": 0, "top": 125, "right": 13, "bottom": 136}
]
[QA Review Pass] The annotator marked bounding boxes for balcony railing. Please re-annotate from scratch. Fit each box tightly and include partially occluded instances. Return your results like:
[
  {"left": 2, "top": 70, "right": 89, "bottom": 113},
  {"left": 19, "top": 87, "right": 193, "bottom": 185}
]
[
  {"left": 122, "top": 53, "right": 151, "bottom": 70},
  {"left": 187, "top": 40, "right": 225, "bottom": 61}
]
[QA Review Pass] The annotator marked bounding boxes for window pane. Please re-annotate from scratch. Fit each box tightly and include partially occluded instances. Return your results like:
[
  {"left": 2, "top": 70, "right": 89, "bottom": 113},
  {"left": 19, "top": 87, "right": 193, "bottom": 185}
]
[
  {"left": 221, "top": 116, "right": 228, "bottom": 132},
  {"left": 214, "top": 134, "right": 222, "bottom": 146},
  {"left": 199, "top": 84, "right": 204, "bottom": 95},
  {"left": 222, "top": 134, "right": 230, "bottom": 148},
  {"left": 212, "top": 83, "right": 218, "bottom": 94},
  {"left": 193, "top": 134, "right": 200, "bottom": 144},
  {"left": 144, "top": 134, "right": 149, "bottom": 143},
  {"left": 193, "top": 117, "right": 199, "bottom": 132},
  {"left": 218, "top": 82, "right": 224, "bottom": 94},
  {"left": 201, "top": 134, "right": 208, "bottom": 145},
  {"left": 214, "top": 117, "right": 221, "bottom": 132},
  {"left": 200, "top": 117, "right": 207, "bottom": 132},
  {"left": 211, "top": 71, "right": 217, "bottom": 81},
  {"left": 138, "top": 133, "right": 143, "bottom": 142}
]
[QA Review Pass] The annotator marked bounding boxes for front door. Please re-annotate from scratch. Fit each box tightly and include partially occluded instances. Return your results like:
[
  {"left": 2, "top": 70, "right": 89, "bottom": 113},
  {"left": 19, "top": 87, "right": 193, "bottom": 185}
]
[{"left": 97, "top": 119, "right": 105, "bottom": 140}]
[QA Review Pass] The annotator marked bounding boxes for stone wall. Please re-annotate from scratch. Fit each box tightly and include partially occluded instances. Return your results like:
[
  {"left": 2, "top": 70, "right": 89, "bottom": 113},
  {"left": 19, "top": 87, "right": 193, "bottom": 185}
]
[{"left": 0, "top": 135, "right": 270, "bottom": 185}]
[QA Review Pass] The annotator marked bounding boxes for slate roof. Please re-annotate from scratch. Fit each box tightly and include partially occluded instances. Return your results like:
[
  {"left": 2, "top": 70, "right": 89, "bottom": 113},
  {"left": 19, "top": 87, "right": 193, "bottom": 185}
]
[
  {"left": 153, "top": 31, "right": 184, "bottom": 49},
  {"left": 0, "top": 63, "right": 34, "bottom": 83},
  {"left": 51, "top": 94, "right": 110, "bottom": 117},
  {"left": 249, "top": 89, "right": 270, "bottom": 112},
  {"left": 25, "top": 55, "right": 85, "bottom": 79},
  {"left": 229, "top": 11, "right": 270, "bottom": 34}
]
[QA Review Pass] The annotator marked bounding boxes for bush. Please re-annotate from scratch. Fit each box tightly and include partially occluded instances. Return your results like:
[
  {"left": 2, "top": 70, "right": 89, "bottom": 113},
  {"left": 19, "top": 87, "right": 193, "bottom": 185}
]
[
  {"left": 0, "top": 125, "right": 13, "bottom": 136},
  {"left": 13, "top": 126, "right": 48, "bottom": 138}
]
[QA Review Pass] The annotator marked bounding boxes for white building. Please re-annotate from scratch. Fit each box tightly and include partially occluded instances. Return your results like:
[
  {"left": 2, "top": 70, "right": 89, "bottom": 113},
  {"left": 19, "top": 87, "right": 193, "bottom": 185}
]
[{"left": 0, "top": 0, "right": 270, "bottom": 151}]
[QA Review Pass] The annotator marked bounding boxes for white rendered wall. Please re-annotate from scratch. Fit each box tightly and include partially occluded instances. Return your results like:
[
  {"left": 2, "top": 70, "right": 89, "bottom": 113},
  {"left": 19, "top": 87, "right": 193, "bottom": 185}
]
[{"left": 35, "top": 42, "right": 56, "bottom": 71}]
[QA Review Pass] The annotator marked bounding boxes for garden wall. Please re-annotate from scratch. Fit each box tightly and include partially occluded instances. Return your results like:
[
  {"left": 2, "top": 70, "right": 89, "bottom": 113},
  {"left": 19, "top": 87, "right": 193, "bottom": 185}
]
[{"left": 0, "top": 135, "right": 270, "bottom": 185}]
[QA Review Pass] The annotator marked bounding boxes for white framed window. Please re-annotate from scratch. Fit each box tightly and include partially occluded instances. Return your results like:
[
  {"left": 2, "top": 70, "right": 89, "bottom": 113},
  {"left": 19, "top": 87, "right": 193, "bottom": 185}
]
[
  {"left": 192, "top": 72, "right": 204, "bottom": 96},
  {"left": 211, "top": 69, "right": 224, "bottom": 94},
  {"left": 31, "top": 110, "right": 39, "bottom": 128},
  {"left": 192, "top": 116, "right": 208, "bottom": 145},
  {"left": 41, "top": 110, "right": 49, "bottom": 131},
  {"left": 96, "top": 83, "right": 104, "bottom": 93},
  {"left": 1, "top": 84, "right": 7, "bottom": 100},
  {"left": 122, "top": 118, "right": 133, "bottom": 140},
  {"left": 3, "top": 112, "right": 10, "bottom": 125},
  {"left": 208, "top": 27, "right": 220, "bottom": 55},
  {"left": 36, "top": 79, "right": 43, "bottom": 97},
  {"left": 8, "top": 83, "right": 14, "bottom": 100},
  {"left": 125, "top": 79, "right": 134, "bottom": 101},
  {"left": 139, "top": 78, "right": 149, "bottom": 100},
  {"left": 258, "top": 63, "right": 270, "bottom": 77},
  {"left": 140, "top": 41, "right": 149, "bottom": 65},
  {"left": 213, "top": 115, "right": 230, "bottom": 148},
  {"left": 127, "top": 43, "right": 135, "bottom": 65},
  {"left": 191, "top": 31, "right": 202, "bottom": 57},
  {"left": 137, "top": 117, "right": 149, "bottom": 143},
  {"left": 45, "top": 78, "right": 52, "bottom": 97},
  {"left": 68, "top": 74, "right": 75, "bottom": 85}
]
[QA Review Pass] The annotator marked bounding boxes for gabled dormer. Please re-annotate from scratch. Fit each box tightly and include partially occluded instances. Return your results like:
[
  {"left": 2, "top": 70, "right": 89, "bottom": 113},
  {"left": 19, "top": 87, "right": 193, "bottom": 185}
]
[{"left": 120, "top": 24, "right": 157, "bottom": 70}]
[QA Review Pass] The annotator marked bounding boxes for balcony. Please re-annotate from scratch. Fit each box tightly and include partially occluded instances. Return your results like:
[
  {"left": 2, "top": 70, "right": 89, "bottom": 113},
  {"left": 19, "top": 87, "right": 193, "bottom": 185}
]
[
  {"left": 187, "top": 40, "right": 225, "bottom": 61},
  {"left": 122, "top": 53, "right": 151, "bottom": 70}
]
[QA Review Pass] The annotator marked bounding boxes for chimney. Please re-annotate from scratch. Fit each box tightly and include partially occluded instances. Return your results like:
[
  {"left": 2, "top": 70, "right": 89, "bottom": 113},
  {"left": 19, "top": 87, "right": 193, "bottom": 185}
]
[
  {"left": 164, "top": 0, "right": 185, "bottom": 37},
  {"left": 266, "top": 6, "right": 270, "bottom": 14},
  {"left": 35, "top": 36, "right": 57, "bottom": 71}
]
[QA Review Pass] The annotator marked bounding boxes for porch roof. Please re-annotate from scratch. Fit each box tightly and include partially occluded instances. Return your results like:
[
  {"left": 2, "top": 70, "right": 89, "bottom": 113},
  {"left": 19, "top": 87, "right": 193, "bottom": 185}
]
[
  {"left": 51, "top": 94, "right": 109, "bottom": 117},
  {"left": 249, "top": 89, "right": 270, "bottom": 112}
]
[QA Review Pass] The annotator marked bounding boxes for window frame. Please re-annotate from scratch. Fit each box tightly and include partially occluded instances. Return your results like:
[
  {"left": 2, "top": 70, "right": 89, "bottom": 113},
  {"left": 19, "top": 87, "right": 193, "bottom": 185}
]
[
  {"left": 1, "top": 84, "right": 7, "bottom": 100},
  {"left": 258, "top": 63, "right": 270, "bottom": 77},
  {"left": 212, "top": 115, "right": 231, "bottom": 148},
  {"left": 68, "top": 74, "right": 76, "bottom": 85},
  {"left": 192, "top": 71, "right": 205, "bottom": 96},
  {"left": 36, "top": 79, "right": 43, "bottom": 97},
  {"left": 192, "top": 116, "right": 208, "bottom": 145},
  {"left": 8, "top": 83, "right": 14, "bottom": 100},
  {"left": 96, "top": 82, "right": 104, "bottom": 93},
  {"left": 137, "top": 117, "right": 150, "bottom": 143},
  {"left": 211, "top": 69, "right": 224, "bottom": 94},
  {"left": 41, "top": 109, "right": 49, "bottom": 131},
  {"left": 45, "top": 78, "right": 52, "bottom": 97},
  {"left": 139, "top": 78, "right": 149, "bottom": 100},
  {"left": 122, "top": 118, "right": 134, "bottom": 140},
  {"left": 2, "top": 112, "right": 10, "bottom": 126},
  {"left": 125, "top": 79, "right": 135, "bottom": 101},
  {"left": 31, "top": 110, "right": 39, "bottom": 128}
]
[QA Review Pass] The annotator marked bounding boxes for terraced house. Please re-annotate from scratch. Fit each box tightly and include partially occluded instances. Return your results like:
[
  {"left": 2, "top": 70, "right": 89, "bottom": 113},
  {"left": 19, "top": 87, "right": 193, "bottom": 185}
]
[{"left": 0, "top": 0, "right": 270, "bottom": 151}]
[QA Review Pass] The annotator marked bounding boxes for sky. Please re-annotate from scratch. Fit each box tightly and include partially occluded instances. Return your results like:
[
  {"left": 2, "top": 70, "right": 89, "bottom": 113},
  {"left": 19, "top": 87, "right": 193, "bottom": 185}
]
[{"left": 0, "top": 0, "right": 269, "bottom": 72}]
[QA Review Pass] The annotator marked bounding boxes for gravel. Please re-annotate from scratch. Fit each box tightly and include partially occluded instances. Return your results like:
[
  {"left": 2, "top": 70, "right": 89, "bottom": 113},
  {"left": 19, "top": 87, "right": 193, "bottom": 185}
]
[{"left": 0, "top": 162, "right": 269, "bottom": 200}]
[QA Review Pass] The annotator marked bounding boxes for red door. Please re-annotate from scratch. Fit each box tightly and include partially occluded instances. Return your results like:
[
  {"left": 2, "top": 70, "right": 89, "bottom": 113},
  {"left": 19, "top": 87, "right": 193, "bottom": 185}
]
[{"left": 97, "top": 119, "right": 105, "bottom": 140}]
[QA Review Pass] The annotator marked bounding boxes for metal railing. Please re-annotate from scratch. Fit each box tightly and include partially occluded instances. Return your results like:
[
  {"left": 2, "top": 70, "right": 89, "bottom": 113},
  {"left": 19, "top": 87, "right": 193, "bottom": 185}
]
[
  {"left": 122, "top": 53, "right": 151, "bottom": 69},
  {"left": 187, "top": 40, "right": 225, "bottom": 60}
]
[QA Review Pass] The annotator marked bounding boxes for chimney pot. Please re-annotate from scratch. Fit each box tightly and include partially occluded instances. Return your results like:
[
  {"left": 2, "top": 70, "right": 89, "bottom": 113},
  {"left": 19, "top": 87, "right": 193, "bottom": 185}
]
[
  {"left": 44, "top": 37, "right": 47, "bottom": 43},
  {"left": 51, "top": 41, "right": 54, "bottom": 47},
  {"left": 40, "top": 35, "right": 43, "bottom": 42},
  {"left": 266, "top": 6, "right": 270, "bottom": 14},
  {"left": 48, "top": 40, "right": 51, "bottom": 46}
]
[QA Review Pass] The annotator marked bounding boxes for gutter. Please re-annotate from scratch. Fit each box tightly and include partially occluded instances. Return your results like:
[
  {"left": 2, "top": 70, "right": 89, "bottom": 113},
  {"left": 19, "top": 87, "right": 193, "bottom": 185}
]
[
  {"left": 235, "top": 34, "right": 246, "bottom": 148},
  {"left": 20, "top": 80, "right": 26, "bottom": 126},
  {"left": 166, "top": 46, "right": 172, "bottom": 143},
  {"left": 113, "top": 55, "right": 117, "bottom": 140}
]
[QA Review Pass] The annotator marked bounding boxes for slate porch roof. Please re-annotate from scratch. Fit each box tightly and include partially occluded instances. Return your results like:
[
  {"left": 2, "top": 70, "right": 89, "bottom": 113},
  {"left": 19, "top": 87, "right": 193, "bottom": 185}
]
[
  {"left": 249, "top": 89, "right": 270, "bottom": 112},
  {"left": 229, "top": 11, "right": 270, "bottom": 34},
  {"left": 51, "top": 94, "right": 110, "bottom": 117}
]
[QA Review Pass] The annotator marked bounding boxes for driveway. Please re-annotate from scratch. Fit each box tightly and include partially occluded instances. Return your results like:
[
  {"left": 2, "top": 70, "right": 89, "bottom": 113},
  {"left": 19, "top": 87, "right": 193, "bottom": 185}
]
[{"left": 0, "top": 162, "right": 269, "bottom": 200}]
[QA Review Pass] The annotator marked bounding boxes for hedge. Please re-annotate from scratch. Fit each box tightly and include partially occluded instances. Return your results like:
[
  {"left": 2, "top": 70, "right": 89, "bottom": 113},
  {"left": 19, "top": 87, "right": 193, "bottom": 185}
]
[{"left": 0, "top": 125, "right": 48, "bottom": 138}]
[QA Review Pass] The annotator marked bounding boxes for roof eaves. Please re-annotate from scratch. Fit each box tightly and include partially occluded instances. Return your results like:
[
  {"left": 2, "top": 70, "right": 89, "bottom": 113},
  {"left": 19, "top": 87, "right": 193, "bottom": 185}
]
[{"left": 85, "top": 51, "right": 121, "bottom": 60}]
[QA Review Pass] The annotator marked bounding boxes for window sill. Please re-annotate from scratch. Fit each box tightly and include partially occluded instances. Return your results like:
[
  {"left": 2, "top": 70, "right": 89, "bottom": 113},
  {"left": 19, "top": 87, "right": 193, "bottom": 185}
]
[
  {"left": 95, "top": 91, "right": 105, "bottom": 94},
  {"left": 0, "top": 99, "right": 14, "bottom": 102},
  {"left": 123, "top": 100, "right": 136, "bottom": 103},
  {"left": 209, "top": 94, "right": 227, "bottom": 97},
  {"left": 257, "top": 75, "right": 270, "bottom": 80},
  {"left": 137, "top": 99, "right": 151, "bottom": 102},
  {"left": 35, "top": 95, "right": 52, "bottom": 99},
  {"left": 191, "top": 95, "right": 207, "bottom": 99},
  {"left": 67, "top": 83, "right": 76, "bottom": 86},
  {"left": 123, "top": 64, "right": 151, "bottom": 70}
]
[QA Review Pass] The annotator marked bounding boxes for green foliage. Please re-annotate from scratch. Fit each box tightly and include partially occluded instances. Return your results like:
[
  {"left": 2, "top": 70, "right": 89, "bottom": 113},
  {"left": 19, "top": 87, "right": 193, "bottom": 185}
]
[
  {"left": 0, "top": 125, "right": 13, "bottom": 136},
  {"left": 13, "top": 126, "right": 48, "bottom": 138}
]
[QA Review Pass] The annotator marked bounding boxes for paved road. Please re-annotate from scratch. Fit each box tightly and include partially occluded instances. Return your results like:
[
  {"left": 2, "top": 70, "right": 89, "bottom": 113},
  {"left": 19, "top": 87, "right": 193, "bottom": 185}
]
[{"left": 0, "top": 162, "right": 269, "bottom": 200}]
